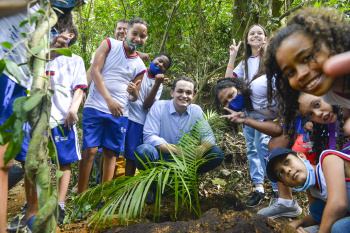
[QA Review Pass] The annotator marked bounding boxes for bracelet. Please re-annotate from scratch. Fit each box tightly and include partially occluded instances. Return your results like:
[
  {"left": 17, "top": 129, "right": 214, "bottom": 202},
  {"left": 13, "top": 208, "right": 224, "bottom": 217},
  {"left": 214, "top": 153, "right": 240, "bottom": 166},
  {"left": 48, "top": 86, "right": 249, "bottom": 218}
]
[{"left": 227, "top": 65, "right": 234, "bottom": 69}]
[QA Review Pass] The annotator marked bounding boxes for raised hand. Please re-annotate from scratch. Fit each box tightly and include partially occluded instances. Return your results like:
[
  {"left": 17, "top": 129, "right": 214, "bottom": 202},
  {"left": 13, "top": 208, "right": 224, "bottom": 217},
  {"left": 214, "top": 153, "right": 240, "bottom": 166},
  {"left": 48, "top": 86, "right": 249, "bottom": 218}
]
[
  {"left": 219, "top": 107, "right": 247, "bottom": 124},
  {"left": 154, "top": 74, "right": 168, "bottom": 84},
  {"left": 229, "top": 39, "right": 242, "bottom": 57},
  {"left": 127, "top": 80, "right": 142, "bottom": 97}
]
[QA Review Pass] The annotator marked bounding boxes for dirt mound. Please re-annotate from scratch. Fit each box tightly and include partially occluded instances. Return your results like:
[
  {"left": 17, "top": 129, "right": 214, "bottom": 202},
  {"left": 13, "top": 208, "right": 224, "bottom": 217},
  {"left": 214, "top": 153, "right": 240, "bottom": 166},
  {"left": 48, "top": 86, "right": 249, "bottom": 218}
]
[{"left": 106, "top": 208, "right": 297, "bottom": 233}]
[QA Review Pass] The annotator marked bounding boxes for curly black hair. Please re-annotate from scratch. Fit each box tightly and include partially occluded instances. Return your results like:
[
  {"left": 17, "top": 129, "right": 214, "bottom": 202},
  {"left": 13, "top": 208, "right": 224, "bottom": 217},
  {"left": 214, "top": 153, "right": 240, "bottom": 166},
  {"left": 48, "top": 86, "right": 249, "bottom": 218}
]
[
  {"left": 265, "top": 7, "right": 350, "bottom": 143},
  {"left": 213, "top": 77, "right": 252, "bottom": 113}
]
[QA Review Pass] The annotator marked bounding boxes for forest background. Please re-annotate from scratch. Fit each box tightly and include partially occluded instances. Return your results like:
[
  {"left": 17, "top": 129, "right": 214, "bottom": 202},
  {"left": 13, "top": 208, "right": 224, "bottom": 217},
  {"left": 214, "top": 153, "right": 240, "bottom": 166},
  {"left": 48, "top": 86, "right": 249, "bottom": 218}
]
[{"left": 72, "top": 0, "right": 349, "bottom": 105}]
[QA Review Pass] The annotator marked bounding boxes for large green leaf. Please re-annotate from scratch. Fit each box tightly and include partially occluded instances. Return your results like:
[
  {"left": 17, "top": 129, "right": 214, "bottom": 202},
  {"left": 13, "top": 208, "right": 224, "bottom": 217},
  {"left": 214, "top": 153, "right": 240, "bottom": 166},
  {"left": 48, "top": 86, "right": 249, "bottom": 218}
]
[
  {"left": 1, "top": 42, "right": 12, "bottom": 49},
  {"left": 50, "top": 48, "right": 72, "bottom": 57},
  {"left": 4, "top": 60, "right": 22, "bottom": 83},
  {"left": 13, "top": 96, "right": 28, "bottom": 121},
  {"left": 23, "top": 93, "right": 46, "bottom": 112}
]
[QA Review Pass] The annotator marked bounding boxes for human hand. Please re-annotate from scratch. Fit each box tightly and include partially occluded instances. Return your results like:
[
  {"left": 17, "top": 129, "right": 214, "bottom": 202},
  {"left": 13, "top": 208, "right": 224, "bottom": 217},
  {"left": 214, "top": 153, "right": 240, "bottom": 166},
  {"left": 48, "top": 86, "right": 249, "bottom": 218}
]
[
  {"left": 64, "top": 110, "right": 79, "bottom": 131},
  {"left": 296, "top": 227, "right": 309, "bottom": 233},
  {"left": 303, "top": 121, "right": 313, "bottom": 132},
  {"left": 127, "top": 80, "right": 142, "bottom": 97},
  {"left": 229, "top": 39, "right": 242, "bottom": 57},
  {"left": 139, "top": 52, "right": 152, "bottom": 62},
  {"left": 323, "top": 51, "right": 350, "bottom": 78},
  {"left": 154, "top": 74, "right": 168, "bottom": 85},
  {"left": 219, "top": 107, "right": 246, "bottom": 124},
  {"left": 51, "top": 34, "right": 70, "bottom": 49},
  {"left": 106, "top": 98, "right": 124, "bottom": 118}
]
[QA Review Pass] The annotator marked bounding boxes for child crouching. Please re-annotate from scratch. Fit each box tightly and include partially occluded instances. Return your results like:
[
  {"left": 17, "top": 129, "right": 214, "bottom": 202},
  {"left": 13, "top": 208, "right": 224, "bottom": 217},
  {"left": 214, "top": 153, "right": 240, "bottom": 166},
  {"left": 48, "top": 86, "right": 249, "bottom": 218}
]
[{"left": 265, "top": 148, "right": 350, "bottom": 232}]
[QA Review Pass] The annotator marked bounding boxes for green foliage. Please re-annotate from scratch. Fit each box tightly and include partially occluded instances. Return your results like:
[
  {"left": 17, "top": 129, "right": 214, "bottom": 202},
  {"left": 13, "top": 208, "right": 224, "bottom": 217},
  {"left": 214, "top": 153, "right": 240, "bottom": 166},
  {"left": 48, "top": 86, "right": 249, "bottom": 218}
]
[
  {"left": 69, "top": 110, "right": 218, "bottom": 229},
  {"left": 3, "top": 59, "right": 23, "bottom": 83},
  {"left": 50, "top": 48, "right": 73, "bottom": 57}
]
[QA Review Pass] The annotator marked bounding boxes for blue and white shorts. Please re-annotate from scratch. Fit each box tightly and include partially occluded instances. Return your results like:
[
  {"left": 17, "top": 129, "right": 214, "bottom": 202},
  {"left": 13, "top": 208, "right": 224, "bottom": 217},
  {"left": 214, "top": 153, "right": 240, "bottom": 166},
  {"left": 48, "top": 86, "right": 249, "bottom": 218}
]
[{"left": 82, "top": 107, "right": 128, "bottom": 154}]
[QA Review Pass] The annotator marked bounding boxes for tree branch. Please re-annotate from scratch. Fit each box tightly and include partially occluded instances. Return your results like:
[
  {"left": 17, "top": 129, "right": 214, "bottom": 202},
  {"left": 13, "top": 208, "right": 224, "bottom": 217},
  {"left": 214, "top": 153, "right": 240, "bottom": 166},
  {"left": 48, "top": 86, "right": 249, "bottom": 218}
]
[{"left": 279, "top": 3, "right": 304, "bottom": 21}]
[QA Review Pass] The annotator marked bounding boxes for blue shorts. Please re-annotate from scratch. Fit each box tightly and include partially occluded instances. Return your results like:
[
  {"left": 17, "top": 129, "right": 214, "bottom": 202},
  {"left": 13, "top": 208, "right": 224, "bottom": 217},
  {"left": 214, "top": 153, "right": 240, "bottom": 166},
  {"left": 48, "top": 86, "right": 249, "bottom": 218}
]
[
  {"left": 124, "top": 120, "right": 143, "bottom": 160},
  {"left": 0, "top": 74, "right": 26, "bottom": 125},
  {"left": 82, "top": 107, "right": 128, "bottom": 154},
  {"left": 16, "top": 124, "right": 81, "bottom": 164},
  {"left": 51, "top": 124, "right": 81, "bottom": 164}
]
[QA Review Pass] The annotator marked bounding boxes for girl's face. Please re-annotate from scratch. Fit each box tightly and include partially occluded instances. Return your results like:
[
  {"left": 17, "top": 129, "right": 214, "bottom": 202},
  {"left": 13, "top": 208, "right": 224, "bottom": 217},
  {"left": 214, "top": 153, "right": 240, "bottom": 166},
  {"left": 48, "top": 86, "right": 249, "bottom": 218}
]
[
  {"left": 276, "top": 32, "right": 335, "bottom": 96},
  {"left": 217, "top": 86, "right": 240, "bottom": 108},
  {"left": 298, "top": 93, "right": 337, "bottom": 124},
  {"left": 247, "top": 26, "right": 267, "bottom": 50},
  {"left": 126, "top": 23, "right": 148, "bottom": 45},
  {"left": 273, "top": 153, "right": 308, "bottom": 187}
]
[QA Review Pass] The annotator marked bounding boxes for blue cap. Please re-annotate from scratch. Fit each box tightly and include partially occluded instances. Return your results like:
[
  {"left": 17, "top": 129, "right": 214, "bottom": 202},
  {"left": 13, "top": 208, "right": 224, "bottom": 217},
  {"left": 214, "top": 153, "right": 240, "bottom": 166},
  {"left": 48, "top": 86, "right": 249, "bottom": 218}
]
[{"left": 265, "top": 148, "right": 297, "bottom": 182}]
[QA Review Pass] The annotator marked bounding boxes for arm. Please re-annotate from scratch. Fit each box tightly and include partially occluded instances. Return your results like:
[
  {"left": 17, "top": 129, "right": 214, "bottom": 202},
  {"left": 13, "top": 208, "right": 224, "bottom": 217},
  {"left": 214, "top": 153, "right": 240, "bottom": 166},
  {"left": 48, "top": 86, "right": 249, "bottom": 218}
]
[
  {"left": 86, "top": 66, "right": 92, "bottom": 85},
  {"left": 225, "top": 39, "right": 242, "bottom": 78},
  {"left": 220, "top": 107, "right": 282, "bottom": 137},
  {"left": 91, "top": 40, "right": 124, "bottom": 117},
  {"left": 156, "top": 143, "right": 180, "bottom": 155},
  {"left": 318, "top": 154, "right": 348, "bottom": 233},
  {"left": 127, "top": 74, "right": 143, "bottom": 102},
  {"left": 289, "top": 215, "right": 319, "bottom": 230},
  {"left": 64, "top": 88, "right": 84, "bottom": 131},
  {"left": 0, "top": 0, "right": 30, "bottom": 17},
  {"left": 137, "top": 51, "right": 151, "bottom": 62},
  {"left": 49, "top": 35, "right": 70, "bottom": 60},
  {"left": 143, "top": 74, "right": 167, "bottom": 110}
]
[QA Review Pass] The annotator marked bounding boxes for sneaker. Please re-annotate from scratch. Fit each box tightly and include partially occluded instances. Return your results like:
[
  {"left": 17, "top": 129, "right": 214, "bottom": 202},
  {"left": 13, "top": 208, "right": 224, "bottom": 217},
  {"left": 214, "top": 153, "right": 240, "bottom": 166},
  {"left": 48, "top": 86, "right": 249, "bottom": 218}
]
[
  {"left": 7, "top": 203, "right": 27, "bottom": 232},
  {"left": 257, "top": 198, "right": 302, "bottom": 219},
  {"left": 269, "top": 191, "right": 279, "bottom": 206},
  {"left": 57, "top": 205, "right": 65, "bottom": 225},
  {"left": 246, "top": 190, "right": 265, "bottom": 207}
]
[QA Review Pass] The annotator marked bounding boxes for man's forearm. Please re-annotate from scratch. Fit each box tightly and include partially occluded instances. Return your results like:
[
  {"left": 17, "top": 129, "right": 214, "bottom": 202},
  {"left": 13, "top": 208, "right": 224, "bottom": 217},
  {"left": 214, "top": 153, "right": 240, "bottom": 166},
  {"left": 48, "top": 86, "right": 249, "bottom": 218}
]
[{"left": 156, "top": 143, "right": 179, "bottom": 155}]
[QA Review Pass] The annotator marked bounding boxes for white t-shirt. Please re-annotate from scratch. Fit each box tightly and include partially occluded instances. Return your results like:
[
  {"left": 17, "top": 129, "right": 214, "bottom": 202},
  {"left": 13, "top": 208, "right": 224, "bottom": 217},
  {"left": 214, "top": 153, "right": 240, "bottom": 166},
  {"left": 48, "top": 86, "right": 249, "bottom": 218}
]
[
  {"left": 128, "top": 69, "right": 163, "bottom": 125},
  {"left": 84, "top": 39, "right": 146, "bottom": 117},
  {"left": 233, "top": 55, "right": 260, "bottom": 82},
  {"left": 0, "top": 4, "right": 40, "bottom": 89},
  {"left": 247, "top": 75, "right": 278, "bottom": 121},
  {"left": 47, "top": 54, "right": 88, "bottom": 125},
  {"left": 322, "top": 90, "right": 350, "bottom": 109}
]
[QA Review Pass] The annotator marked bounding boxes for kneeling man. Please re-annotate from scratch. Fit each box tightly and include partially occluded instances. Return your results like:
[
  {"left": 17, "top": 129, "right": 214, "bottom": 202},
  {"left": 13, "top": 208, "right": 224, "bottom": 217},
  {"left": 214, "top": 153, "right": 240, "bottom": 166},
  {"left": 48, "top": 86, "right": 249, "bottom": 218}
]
[{"left": 135, "top": 77, "right": 223, "bottom": 175}]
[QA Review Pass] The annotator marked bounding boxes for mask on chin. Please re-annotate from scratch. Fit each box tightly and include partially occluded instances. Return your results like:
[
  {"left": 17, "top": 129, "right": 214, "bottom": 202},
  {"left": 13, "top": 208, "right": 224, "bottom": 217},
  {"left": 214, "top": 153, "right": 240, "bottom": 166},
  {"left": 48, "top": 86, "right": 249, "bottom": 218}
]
[
  {"left": 228, "top": 94, "right": 245, "bottom": 112},
  {"left": 126, "top": 37, "right": 144, "bottom": 52},
  {"left": 291, "top": 155, "right": 316, "bottom": 192},
  {"left": 149, "top": 62, "right": 163, "bottom": 76}
]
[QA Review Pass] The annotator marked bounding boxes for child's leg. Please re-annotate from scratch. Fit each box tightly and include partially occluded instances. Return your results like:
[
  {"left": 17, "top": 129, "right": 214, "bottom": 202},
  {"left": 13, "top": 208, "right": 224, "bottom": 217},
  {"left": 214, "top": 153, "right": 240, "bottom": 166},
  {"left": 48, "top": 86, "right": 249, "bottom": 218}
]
[
  {"left": 58, "top": 163, "right": 71, "bottom": 203},
  {"left": 125, "top": 159, "right": 136, "bottom": 177},
  {"left": 124, "top": 121, "right": 144, "bottom": 176},
  {"left": 102, "top": 147, "right": 117, "bottom": 183},
  {"left": 22, "top": 162, "right": 38, "bottom": 222},
  {"left": 0, "top": 145, "right": 13, "bottom": 233},
  {"left": 78, "top": 147, "right": 98, "bottom": 194}
]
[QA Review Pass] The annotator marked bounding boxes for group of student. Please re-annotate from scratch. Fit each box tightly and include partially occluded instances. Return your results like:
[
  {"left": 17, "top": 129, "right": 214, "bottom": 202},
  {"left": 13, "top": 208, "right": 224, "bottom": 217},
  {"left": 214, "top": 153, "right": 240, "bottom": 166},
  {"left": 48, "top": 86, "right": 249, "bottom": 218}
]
[
  {"left": 214, "top": 7, "right": 350, "bottom": 233},
  {"left": 1, "top": 1, "right": 350, "bottom": 233},
  {"left": 0, "top": 1, "right": 225, "bottom": 232}
]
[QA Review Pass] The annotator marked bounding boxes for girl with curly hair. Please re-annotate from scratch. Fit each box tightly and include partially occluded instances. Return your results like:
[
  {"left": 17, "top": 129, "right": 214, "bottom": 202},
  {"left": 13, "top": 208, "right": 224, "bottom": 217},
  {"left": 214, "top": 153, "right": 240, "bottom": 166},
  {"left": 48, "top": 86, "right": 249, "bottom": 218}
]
[{"left": 265, "top": 7, "right": 350, "bottom": 148}]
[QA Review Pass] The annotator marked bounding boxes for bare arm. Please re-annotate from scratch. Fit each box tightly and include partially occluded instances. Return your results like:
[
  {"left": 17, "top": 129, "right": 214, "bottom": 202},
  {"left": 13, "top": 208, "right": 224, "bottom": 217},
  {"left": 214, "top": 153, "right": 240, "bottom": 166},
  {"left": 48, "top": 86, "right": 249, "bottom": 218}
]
[
  {"left": 65, "top": 88, "right": 84, "bottom": 131},
  {"left": 0, "top": 0, "right": 30, "bottom": 17},
  {"left": 127, "top": 74, "right": 143, "bottom": 102},
  {"left": 319, "top": 154, "right": 348, "bottom": 233},
  {"left": 92, "top": 40, "right": 124, "bottom": 117},
  {"left": 137, "top": 51, "right": 151, "bottom": 62},
  {"left": 289, "top": 215, "right": 319, "bottom": 230},
  {"left": 225, "top": 39, "right": 242, "bottom": 78},
  {"left": 143, "top": 74, "right": 167, "bottom": 110},
  {"left": 220, "top": 107, "right": 282, "bottom": 137},
  {"left": 86, "top": 66, "right": 92, "bottom": 85},
  {"left": 156, "top": 143, "right": 180, "bottom": 155}
]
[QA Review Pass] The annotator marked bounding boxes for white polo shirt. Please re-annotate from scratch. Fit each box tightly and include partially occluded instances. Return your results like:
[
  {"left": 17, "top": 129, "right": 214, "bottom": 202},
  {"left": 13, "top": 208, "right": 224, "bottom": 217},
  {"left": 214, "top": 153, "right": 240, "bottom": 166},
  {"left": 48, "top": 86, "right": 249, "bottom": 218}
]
[
  {"left": 233, "top": 55, "right": 260, "bottom": 82},
  {"left": 47, "top": 54, "right": 88, "bottom": 125}
]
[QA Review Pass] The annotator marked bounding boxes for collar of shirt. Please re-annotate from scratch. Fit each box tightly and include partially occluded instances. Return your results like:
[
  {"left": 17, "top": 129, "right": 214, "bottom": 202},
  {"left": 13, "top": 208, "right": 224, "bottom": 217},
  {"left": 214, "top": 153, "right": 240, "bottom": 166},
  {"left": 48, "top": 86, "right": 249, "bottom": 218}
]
[{"left": 168, "top": 99, "right": 192, "bottom": 116}]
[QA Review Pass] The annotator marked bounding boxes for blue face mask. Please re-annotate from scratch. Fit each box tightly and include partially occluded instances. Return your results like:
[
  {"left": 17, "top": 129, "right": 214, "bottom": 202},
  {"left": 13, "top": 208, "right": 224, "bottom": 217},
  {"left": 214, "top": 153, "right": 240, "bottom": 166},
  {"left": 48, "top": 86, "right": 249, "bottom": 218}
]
[
  {"left": 126, "top": 37, "right": 144, "bottom": 52},
  {"left": 149, "top": 61, "right": 163, "bottom": 76},
  {"left": 228, "top": 94, "right": 245, "bottom": 112},
  {"left": 291, "top": 156, "right": 316, "bottom": 192}
]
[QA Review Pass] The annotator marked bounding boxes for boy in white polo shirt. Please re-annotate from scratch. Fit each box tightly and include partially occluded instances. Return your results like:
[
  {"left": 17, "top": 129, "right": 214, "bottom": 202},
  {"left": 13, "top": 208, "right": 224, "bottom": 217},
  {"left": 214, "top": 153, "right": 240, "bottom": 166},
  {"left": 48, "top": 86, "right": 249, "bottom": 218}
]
[
  {"left": 125, "top": 53, "right": 171, "bottom": 176},
  {"left": 78, "top": 17, "right": 148, "bottom": 194}
]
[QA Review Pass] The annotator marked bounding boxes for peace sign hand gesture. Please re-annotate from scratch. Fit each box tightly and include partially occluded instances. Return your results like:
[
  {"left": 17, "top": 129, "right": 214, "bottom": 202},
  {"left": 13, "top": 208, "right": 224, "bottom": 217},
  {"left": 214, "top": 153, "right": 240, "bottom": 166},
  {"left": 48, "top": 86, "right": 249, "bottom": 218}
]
[
  {"left": 229, "top": 39, "right": 242, "bottom": 57},
  {"left": 220, "top": 107, "right": 247, "bottom": 124}
]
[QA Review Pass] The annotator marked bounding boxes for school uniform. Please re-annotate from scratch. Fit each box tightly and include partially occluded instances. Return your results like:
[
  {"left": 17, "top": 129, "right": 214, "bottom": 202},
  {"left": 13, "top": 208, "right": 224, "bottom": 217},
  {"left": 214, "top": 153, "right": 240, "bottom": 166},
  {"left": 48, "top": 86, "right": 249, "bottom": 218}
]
[
  {"left": 83, "top": 39, "right": 146, "bottom": 153},
  {"left": 232, "top": 55, "right": 260, "bottom": 82},
  {"left": 124, "top": 69, "right": 163, "bottom": 160}
]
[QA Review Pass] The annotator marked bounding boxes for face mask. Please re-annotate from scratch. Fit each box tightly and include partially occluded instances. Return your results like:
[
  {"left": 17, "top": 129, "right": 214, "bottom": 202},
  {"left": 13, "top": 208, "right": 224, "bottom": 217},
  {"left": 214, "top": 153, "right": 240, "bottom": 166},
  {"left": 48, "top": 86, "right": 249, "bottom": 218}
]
[
  {"left": 228, "top": 94, "right": 245, "bottom": 112},
  {"left": 149, "top": 61, "right": 163, "bottom": 76},
  {"left": 126, "top": 37, "right": 144, "bottom": 52},
  {"left": 291, "top": 155, "right": 316, "bottom": 192}
]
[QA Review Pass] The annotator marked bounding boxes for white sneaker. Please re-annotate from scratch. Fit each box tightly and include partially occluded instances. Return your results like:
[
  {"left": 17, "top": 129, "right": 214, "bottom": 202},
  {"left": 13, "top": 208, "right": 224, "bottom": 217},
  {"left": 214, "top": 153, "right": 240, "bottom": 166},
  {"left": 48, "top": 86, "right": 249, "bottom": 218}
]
[{"left": 257, "top": 198, "right": 302, "bottom": 219}]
